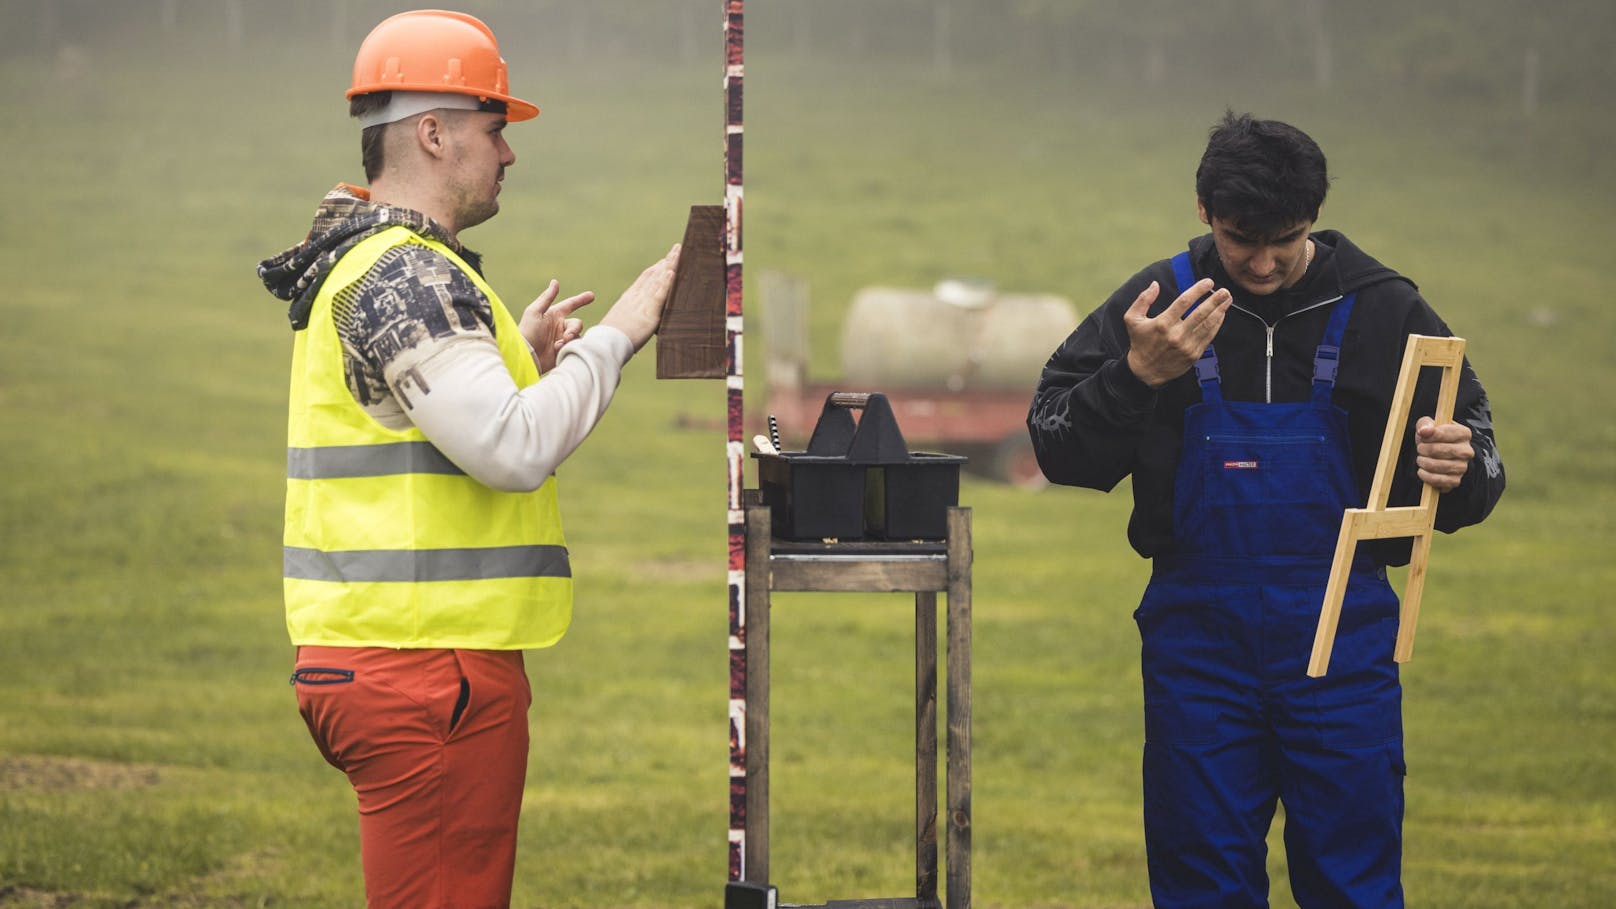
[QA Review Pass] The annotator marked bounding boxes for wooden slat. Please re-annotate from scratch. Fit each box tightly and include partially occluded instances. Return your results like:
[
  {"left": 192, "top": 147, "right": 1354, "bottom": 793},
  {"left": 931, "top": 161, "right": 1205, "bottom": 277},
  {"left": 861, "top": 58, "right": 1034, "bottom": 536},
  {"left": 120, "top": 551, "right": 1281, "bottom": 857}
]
[
  {"left": 744, "top": 504, "right": 772, "bottom": 884},
  {"left": 1349, "top": 506, "right": 1431, "bottom": 540},
  {"left": 1396, "top": 530, "right": 1437, "bottom": 662},
  {"left": 944, "top": 508, "right": 972, "bottom": 909},
  {"left": 1364, "top": 335, "right": 1424, "bottom": 509},
  {"left": 770, "top": 556, "right": 948, "bottom": 592},
  {"left": 1416, "top": 335, "right": 1466, "bottom": 367},
  {"left": 915, "top": 592, "right": 939, "bottom": 905},
  {"left": 785, "top": 892, "right": 937, "bottom": 899},
  {"left": 1307, "top": 511, "right": 1361, "bottom": 678}
]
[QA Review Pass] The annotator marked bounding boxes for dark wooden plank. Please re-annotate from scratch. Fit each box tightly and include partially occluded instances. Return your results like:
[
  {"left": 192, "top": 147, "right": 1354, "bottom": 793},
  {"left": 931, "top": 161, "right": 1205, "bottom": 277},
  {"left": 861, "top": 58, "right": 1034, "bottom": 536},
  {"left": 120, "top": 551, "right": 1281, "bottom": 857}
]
[
  {"left": 944, "top": 508, "right": 972, "bottom": 909},
  {"left": 769, "top": 556, "right": 947, "bottom": 593},
  {"left": 778, "top": 892, "right": 930, "bottom": 899},
  {"left": 656, "top": 204, "right": 727, "bottom": 379},
  {"left": 915, "top": 592, "right": 939, "bottom": 905},
  {"left": 744, "top": 504, "right": 773, "bottom": 884}
]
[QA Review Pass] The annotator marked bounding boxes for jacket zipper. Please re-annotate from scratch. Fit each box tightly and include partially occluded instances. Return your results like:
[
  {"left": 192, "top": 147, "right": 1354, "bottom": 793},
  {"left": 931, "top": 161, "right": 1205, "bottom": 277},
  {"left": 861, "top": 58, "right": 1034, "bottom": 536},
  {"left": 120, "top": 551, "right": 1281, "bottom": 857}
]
[{"left": 1226, "top": 295, "right": 1343, "bottom": 402}]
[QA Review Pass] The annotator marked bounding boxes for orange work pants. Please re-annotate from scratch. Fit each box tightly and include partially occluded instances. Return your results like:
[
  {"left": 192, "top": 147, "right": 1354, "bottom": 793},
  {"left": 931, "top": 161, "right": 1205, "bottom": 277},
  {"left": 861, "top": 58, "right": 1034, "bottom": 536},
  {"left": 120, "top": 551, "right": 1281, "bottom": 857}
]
[{"left": 293, "top": 646, "right": 531, "bottom": 909}]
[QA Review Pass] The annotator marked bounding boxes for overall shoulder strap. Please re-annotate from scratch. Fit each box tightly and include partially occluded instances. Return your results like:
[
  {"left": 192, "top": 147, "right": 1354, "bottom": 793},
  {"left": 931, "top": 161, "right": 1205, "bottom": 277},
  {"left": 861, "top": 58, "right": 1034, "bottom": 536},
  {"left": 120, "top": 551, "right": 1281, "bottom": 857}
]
[
  {"left": 1170, "top": 249, "right": 1222, "bottom": 399},
  {"left": 1170, "top": 250, "right": 1196, "bottom": 298},
  {"left": 1310, "top": 291, "right": 1358, "bottom": 401}
]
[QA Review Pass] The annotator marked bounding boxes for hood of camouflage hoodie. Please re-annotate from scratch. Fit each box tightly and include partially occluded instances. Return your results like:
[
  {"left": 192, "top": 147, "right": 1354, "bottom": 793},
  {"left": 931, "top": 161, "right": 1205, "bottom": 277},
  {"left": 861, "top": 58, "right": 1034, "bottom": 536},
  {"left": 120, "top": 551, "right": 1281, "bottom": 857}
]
[{"left": 257, "top": 184, "right": 478, "bottom": 330}]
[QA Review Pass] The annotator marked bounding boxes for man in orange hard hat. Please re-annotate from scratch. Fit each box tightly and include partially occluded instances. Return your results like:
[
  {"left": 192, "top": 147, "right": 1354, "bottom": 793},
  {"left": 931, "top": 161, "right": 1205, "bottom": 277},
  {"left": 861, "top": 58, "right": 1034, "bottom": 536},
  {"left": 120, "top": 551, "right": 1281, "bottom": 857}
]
[{"left": 257, "top": 9, "right": 680, "bottom": 907}]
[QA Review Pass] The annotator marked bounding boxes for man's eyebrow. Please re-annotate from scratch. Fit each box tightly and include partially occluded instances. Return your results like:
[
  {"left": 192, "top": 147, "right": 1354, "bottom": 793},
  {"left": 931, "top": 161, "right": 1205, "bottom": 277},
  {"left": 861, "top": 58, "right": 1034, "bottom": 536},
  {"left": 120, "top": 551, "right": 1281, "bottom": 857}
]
[{"left": 1228, "top": 226, "right": 1306, "bottom": 244}]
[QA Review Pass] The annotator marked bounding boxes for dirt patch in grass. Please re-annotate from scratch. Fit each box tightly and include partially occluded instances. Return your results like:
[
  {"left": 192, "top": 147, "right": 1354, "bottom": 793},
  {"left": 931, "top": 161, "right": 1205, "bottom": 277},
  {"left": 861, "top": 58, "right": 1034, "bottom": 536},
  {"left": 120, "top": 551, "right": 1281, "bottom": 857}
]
[
  {"left": 0, "top": 755, "right": 160, "bottom": 792},
  {"left": 0, "top": 885, "right": 91, "bottom": 907}
]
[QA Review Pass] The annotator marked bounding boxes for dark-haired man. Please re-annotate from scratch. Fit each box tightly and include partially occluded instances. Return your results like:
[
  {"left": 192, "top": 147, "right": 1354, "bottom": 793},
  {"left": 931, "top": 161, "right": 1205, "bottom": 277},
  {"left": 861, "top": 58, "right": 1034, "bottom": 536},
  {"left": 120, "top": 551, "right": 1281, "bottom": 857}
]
[
  {"left": 1028, "top": 112, "right": 1504, "bottom": 907},
  {"left": 258, "top": 9, "right": 678, "bottom": 907}
]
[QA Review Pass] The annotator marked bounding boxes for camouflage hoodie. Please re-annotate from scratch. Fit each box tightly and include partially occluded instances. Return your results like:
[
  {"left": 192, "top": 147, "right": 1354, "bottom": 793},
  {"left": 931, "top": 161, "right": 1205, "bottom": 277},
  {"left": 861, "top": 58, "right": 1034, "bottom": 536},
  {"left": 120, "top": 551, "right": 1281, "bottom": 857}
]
[
  {"left": 257, "top": 183, "right": 481, "bottom": 331},
  {"left": 255, "top": 183, "right": 637, "bottom": 491}
]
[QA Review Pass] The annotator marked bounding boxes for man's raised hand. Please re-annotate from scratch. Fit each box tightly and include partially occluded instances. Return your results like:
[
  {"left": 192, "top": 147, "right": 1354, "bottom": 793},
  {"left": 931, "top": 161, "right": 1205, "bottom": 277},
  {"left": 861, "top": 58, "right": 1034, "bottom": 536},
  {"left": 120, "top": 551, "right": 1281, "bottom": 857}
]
[
  {"left": 1123, "top": 278, "right": 1232, "bottom": 388},
  {"left": 521, "top": 280, "right": 595, "bottom": 373},
  {"left": 599, "top": 244, "right": 681, "bottom": 352}
]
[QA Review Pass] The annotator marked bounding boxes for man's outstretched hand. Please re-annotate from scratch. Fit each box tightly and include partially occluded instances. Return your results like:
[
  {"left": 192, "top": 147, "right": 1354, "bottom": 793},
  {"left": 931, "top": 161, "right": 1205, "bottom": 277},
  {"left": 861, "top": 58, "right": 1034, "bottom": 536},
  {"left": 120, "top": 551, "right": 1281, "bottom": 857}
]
[
  {"left": 599, "top": 243, "right": 682, "bottom": 352},
  {"left": 1123, "top": 278, "right": 1232, "bottom": 389}
]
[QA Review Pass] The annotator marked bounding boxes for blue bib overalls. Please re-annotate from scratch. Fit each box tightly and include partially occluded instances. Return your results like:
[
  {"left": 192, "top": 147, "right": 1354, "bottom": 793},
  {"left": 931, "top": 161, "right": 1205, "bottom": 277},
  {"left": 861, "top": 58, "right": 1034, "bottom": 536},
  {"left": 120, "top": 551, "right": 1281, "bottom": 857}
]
[{"left": 1135, "top": 252, "right": 1406, "bottom": 908}]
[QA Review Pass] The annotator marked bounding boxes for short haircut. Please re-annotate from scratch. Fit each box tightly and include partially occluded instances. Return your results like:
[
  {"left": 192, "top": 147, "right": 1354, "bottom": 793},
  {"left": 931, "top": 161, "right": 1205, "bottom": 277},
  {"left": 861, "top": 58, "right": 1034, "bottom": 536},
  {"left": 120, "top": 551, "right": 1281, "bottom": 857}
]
[
  {"left": 348, "top": 92, "right": 510, "bottom": 183},
  {"left": 349, "top": 92, "right": 393, "bottom": 183},
  {"left": 1195, "top": 111, "right": 1330, "bottom": 238}
]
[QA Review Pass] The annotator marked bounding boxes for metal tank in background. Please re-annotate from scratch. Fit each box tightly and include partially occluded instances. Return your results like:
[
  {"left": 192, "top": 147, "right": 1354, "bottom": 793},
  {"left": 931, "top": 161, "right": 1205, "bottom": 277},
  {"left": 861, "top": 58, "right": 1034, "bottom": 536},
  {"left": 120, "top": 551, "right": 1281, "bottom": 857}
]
[{"left": 762, "top": 272, "right": 1076, "bottom": 488}]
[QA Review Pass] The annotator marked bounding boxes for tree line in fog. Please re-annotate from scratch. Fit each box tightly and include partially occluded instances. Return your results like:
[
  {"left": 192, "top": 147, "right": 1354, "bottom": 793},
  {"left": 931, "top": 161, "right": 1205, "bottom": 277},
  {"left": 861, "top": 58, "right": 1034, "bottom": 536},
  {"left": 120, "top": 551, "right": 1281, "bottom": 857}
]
[{"left": 4, "top": 0, "right": 1609, "bottom": 113}]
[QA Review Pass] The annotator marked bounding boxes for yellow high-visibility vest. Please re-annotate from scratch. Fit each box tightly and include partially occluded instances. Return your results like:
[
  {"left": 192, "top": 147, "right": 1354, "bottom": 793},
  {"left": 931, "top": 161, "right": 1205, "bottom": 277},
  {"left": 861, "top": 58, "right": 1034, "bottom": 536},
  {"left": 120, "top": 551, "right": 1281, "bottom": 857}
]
[{"left": 284, "top": 225, "right": 571, "bottom": 649}]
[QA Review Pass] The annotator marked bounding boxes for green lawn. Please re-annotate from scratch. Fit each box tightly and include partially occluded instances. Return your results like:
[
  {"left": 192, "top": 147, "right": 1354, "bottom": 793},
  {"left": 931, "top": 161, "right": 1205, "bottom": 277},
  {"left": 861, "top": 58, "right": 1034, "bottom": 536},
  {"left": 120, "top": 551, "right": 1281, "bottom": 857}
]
[{"left": 1, "top": 21, "right": 1612, "bottom": 909}]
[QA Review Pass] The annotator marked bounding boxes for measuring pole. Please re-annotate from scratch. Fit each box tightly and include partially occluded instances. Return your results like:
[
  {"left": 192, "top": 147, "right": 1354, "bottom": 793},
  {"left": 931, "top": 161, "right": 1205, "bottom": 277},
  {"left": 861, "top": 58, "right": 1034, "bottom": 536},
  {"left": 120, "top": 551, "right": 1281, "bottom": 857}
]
[{"left": 723, "top": 0, "right": 748, "bottom": 883}]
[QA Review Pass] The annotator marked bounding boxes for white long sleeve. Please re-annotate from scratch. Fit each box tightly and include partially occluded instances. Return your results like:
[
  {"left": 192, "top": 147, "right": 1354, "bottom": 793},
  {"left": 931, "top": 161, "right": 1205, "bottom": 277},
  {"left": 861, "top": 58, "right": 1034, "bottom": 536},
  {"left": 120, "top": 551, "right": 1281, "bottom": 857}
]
[{"left": 382, "top": 325, "right": 636, "bottom": 491}]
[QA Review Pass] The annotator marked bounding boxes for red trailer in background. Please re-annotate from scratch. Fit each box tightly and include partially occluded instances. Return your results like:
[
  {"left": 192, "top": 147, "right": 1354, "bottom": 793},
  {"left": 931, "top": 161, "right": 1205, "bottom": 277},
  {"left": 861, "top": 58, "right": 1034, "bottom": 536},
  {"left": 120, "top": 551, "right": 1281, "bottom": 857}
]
[{"left": 759, "top": 272, "right": 1075, "bottom": 488}]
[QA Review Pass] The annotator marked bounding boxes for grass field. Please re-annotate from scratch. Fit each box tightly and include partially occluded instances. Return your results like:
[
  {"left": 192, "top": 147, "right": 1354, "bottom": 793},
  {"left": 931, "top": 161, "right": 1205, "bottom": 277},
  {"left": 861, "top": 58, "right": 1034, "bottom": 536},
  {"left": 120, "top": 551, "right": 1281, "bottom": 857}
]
[{"left": 1, "top": 14, "right": 1613, "bottom": 909}]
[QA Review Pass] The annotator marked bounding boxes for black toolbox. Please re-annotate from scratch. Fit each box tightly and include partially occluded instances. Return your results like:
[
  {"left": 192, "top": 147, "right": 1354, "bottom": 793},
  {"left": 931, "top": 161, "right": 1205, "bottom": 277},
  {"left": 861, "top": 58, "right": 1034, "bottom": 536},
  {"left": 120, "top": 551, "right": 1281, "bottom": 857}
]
[{"left": 752, "top": 392, "right": 967, "bottom": 541}]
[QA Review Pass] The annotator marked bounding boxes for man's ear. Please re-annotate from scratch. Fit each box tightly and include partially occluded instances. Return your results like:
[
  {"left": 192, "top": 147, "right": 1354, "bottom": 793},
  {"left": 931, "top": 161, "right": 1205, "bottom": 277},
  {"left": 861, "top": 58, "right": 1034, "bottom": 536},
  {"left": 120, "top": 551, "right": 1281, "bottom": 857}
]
[
  {"left": 414, "top": 112, "right": 447, "bottom": 159},
  {"left": 1196, "top": 197, "right": 1210, "bottom": 225}
]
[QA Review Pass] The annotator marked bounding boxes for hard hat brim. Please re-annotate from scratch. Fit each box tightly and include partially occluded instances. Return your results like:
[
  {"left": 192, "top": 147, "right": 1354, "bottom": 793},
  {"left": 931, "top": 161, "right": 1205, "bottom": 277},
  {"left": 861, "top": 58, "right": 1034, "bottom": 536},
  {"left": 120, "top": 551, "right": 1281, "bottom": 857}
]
[{"left": 346, "top": 84, "right": 538, "bottom": 122}]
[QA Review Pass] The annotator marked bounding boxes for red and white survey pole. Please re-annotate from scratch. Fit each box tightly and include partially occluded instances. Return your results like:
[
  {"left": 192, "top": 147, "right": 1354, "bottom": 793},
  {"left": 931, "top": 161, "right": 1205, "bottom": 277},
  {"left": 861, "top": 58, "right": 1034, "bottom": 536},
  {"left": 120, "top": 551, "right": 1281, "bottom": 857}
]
[{"left": 723, "top": 0, "right": 748, "bottom": 885}]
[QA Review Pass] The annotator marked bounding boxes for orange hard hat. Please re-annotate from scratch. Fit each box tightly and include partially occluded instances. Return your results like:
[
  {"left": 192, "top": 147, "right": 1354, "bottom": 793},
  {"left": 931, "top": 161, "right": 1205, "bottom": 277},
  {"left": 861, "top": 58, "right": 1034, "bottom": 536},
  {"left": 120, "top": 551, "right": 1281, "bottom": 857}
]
[{"left": 347, "top": 9, "right": 538, "bottom": 121}]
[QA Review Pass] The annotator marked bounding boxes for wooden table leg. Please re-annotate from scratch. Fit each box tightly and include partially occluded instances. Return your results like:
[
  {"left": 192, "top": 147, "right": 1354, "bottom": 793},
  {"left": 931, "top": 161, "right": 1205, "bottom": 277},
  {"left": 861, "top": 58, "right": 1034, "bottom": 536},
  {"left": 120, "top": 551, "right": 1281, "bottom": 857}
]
[
  {"left": 945, "top": 508, "right": 972, "bottom": 909},
  {"left": 744, "top": 504, "right": 772, "bottom": 883},
  {"left": 916, "top": 591, "right": 939, "bottom": 905}
]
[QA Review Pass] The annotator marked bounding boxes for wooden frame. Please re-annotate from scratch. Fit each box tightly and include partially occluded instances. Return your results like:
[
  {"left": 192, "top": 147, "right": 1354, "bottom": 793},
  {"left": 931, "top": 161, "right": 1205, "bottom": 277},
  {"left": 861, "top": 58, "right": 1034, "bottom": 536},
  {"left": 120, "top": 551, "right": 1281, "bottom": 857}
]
[
  {"left": 1308, "top": 334, "right": 1466, "bottom": 678},
  {"left": 742, "top": 501, "right": 972, "bottom": 909}
]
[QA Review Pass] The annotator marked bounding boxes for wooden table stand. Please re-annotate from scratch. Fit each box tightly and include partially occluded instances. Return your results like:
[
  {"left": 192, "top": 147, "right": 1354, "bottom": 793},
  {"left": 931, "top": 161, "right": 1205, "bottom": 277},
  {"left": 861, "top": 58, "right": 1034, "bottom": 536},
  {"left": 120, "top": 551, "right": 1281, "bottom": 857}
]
[
  {"left": 1308, "top": 334, "right": 1466, "bottom": 678},
  {"left": 740, "top": 499, "right": 972, "bottom": 909}
]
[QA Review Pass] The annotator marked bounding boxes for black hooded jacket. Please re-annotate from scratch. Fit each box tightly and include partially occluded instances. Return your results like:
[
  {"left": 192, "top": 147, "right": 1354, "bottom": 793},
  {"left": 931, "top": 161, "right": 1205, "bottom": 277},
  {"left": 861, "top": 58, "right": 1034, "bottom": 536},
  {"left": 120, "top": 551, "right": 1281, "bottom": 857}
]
[{"left": 1027, "top": 230, "right": 1504, "bottom": 565}]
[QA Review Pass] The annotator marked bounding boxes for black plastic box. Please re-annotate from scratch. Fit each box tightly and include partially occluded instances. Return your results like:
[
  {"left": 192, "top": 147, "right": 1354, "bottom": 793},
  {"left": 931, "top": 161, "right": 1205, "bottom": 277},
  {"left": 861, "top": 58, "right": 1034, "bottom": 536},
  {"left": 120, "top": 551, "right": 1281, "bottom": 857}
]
[
  {"left": 753, "top": 392, "right": 966, "bottom": 541},
  {"left": 755, "top": 453, "right": 867, "bottom": 540},
  {"left": 865, "top": 452, "right": 964, "bottom": 540}
]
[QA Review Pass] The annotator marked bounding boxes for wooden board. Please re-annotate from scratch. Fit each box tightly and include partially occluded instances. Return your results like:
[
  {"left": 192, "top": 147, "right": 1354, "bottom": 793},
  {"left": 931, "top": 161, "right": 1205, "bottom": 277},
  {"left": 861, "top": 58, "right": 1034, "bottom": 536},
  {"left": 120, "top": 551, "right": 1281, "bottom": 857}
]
[{"left": 657, "top": 203, "right": 727, "bottom": 379}]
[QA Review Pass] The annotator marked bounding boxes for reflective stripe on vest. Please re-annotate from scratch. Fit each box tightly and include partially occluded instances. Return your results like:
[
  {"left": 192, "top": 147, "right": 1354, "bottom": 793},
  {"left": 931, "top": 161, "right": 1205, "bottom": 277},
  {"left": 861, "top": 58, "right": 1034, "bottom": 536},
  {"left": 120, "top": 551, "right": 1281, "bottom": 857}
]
[
  {"left": 284, "top": 545, "right": 571, "bottom": 583},
  {"left": 287, "top": 441, "right": 464, "bottom": 479},
  {"left": 284, "top": 225, "right": 571, "bottom": 650}
]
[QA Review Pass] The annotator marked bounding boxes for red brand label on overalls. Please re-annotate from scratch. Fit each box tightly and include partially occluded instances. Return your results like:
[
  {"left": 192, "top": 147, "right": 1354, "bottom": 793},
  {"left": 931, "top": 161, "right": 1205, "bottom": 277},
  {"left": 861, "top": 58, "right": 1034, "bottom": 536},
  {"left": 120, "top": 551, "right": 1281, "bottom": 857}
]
[{"left": 1224, "top": 460, "right": 1260, "bottom": 470}]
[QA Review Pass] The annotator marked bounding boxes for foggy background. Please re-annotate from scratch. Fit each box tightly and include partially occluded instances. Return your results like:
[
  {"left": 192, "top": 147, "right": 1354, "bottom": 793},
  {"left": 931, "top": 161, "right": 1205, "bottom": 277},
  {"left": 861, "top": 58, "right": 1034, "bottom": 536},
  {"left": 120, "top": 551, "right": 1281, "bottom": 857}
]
[
  {"left": 12, "top": 0, "right": 1616, "bottom": 112},
  {"left": 2, "top": 1, "right": 1613, "bottom": 906},
  {"left": 7, "top": 0, "right": 1614, "bottom": 118}
]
